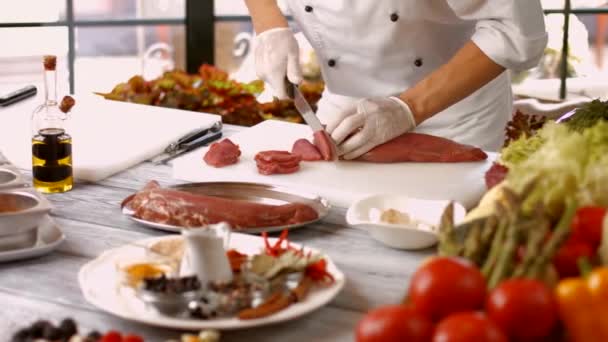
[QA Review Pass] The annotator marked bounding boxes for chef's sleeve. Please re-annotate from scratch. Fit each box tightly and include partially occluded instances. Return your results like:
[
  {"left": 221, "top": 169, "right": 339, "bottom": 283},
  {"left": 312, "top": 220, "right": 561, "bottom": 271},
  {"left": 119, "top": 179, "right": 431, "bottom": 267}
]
[{"left": 446, "top": 0, "right": 548, "bottom": 72}]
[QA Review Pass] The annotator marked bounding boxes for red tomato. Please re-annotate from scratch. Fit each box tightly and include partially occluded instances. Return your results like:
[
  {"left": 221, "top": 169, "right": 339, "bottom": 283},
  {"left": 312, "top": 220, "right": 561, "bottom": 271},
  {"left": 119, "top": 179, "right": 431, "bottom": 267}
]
[
  {"left": 123, "top": 335, "right": 145, "bottom": 342},
  {"left": 486, "top": 279, "right": 558, "bottom": 341},
  {"left": 570, "top": 206, "right": 607, "bottom": 248},
  {"left": 433, "top": 312, "right": 508, "bottom": 342},
  {"left": 100, "top": 331, "right": 123, "bottom": 342},
  {"left": 408, "top": 257, "right": 486, "bottom": 321},
  {"left": 552, "top": 241, "right": 594, "bottom": 278},
  {"left": 356, "top": 305, "right": 434, "bottom": 342}
]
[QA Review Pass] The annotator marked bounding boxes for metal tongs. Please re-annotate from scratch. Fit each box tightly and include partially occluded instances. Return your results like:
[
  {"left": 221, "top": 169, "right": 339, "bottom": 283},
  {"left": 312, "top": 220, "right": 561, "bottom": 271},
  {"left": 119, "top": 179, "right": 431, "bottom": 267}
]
[{"left": 151, "top": 121, "right": 223, "bottom": 165}]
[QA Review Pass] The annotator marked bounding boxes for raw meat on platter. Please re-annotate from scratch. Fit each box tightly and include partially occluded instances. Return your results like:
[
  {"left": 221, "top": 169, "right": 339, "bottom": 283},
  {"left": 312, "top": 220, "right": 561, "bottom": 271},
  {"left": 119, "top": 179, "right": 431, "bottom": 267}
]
[{"left": 126, "top": 181, "right": 318, "bottom": 229}]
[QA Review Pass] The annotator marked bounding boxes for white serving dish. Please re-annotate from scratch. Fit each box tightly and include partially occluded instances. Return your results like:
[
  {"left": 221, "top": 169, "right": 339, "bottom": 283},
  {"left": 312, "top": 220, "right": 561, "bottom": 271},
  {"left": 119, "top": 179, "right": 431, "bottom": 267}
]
[
  {"left": 346, "top": 195, "right": 466, "bottom": 250},
  {"left": 79, "top": 233, "right": 345, "bottom": 330},
  {"left": 0, "top": 190, "right": 53, "bottom": 237}
]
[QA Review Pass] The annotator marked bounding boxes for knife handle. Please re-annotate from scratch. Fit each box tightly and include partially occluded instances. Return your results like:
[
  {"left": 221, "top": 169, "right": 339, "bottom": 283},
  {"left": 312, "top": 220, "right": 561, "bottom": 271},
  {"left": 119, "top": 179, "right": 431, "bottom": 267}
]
[
  {"left": 0, "top": 85, "right": 37, "bottom": 107},
  {"left": 284, "top": 77, "right": 295, "bottom": 100},
  {"left": 180, "top": 131, "right": 223, "bottom": 151}
]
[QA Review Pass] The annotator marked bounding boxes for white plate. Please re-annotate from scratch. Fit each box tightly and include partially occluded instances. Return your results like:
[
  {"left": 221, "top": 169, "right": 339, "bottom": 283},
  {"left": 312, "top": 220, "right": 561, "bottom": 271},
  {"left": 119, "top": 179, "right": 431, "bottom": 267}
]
[
  {"left": 346, "top": 195, "right": 466, "bottom": 250},
  {"left": 79, "top": 233, "right": 345, "bottom": 330},
  {"left": 0, "top": 215, "right": 65, "bottom": 262}
]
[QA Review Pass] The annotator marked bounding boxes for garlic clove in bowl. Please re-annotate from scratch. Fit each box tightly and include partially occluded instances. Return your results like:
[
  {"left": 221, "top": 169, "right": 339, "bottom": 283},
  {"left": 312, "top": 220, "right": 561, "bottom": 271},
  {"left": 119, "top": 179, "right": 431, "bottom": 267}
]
[{"left": 346, "top": 195, "right": 466, "bottom": 250}]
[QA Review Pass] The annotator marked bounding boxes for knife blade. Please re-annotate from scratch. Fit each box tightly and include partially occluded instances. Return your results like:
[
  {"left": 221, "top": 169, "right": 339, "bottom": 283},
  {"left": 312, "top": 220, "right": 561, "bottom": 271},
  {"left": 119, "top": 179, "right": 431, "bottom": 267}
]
[
  {"left": 291, "top": 85, "right": 325, "bottom": 132},
  {"left": 153, "top": 130, "right": 223, "bottom": 165}
]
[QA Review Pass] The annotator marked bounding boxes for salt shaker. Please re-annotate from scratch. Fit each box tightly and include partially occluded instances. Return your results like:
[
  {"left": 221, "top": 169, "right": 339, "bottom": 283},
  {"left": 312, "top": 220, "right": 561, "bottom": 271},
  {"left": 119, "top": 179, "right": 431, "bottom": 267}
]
[{"left": 180, "top": 222, "right": 233, "bottom": 287}]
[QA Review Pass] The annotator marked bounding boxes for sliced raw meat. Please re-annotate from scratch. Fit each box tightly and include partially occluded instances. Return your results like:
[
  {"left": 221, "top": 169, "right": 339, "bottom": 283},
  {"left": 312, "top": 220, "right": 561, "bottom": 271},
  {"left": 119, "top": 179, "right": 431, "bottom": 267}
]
[
  {"left": 254, "top": 150, "right": 302, "bottom": 175},
  {"left": 313, "top": 130, "right": 335, "bottom": 161},
  {"left": 127, "top": 181, "right": 318, "bottom": 229},
  {"left": 292, "top": 139, "right": 322, "bottom": 161},
  {"left": 356, "top": 132, "right": 488, "bottom": 163},
  {"left": 485, "top": 162, "right": 508, "bottom": 189},
  {"left": 256, "top": 159, "right": 300, "bottom": 169},
  {"left": 257, "top": 162, "right": 301, "bottom": 175},
  {"left": 203, "top": 138, "right": 241, "bottom": 167},
  {"left": 255, "top": 150, "right": 301, "bottom": 164}
]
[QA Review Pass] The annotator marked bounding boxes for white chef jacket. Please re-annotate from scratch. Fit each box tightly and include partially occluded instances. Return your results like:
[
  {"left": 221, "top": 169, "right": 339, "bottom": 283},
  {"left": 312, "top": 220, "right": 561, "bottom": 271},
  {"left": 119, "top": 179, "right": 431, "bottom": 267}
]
[{"left": 285, "top": 0, "right": 548, "bottom": 151}]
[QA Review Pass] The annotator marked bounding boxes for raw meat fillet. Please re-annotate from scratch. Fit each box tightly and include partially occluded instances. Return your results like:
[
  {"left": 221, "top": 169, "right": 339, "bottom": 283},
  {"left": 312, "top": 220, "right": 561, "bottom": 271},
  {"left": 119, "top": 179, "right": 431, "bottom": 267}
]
[
  {"left": 126, "top": 181, "right": 318, "bottom": 229},
  {"left": 255, "top": 150, "right": 301, "bottom": 164},
  {"left": 203, "top": 138, "right": 241, "bottom": 167},
  {"left": 292, "top": 139, "right": 322, "bottom": 161},
  {"left": 485, "top": 162, "right": 508, "bottom": 189},
  {"left": 356, "top": 132, "right": 487, "bottom": 163},
  {"left": 313, "top": 130, "right": 336, "bottom": 161}
]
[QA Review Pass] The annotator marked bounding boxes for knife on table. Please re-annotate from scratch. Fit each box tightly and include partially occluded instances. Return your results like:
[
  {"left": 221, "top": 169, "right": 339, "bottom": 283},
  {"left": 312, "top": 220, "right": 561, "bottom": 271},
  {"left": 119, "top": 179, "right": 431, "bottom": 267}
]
[
  {"left": 151, "top": 121, "right": 223, "bottom": 165},
  {"left": 285, "top": 79, "right": 339, "bottom": 159},
  {"left": 164, "top": 121, "right": 223, "bottom": 154}
]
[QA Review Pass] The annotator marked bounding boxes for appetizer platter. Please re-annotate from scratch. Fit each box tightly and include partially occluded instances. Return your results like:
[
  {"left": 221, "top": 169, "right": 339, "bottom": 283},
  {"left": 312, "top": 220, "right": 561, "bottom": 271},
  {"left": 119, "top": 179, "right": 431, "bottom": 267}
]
[
  {"left": 121, "top": 181, "right": 330, "bottom": 234},
  {"left": 79, "top": 229, "right": 345, "bottom": 330}
]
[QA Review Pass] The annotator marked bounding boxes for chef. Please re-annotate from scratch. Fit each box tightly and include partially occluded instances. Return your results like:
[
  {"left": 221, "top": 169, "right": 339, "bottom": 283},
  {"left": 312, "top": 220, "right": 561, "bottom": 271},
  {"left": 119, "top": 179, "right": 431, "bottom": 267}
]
[{"left": 245, "top": 0, "right": 548, "bottom": 157}]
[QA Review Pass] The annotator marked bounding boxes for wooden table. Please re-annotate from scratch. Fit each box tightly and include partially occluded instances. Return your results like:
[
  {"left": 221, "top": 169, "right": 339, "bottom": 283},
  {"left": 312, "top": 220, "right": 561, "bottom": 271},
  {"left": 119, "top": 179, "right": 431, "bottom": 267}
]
[{"left": 0, "top": 126, "right": 431, "bottom": 341}]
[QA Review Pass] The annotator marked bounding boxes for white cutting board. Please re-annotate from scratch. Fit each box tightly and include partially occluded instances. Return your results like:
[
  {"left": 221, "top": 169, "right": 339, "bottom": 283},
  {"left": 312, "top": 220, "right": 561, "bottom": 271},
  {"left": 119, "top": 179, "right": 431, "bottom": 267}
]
[
  {"left": 0, "top": 89, "right": 220, "bottom": 182},
  {"left": 173, "top": 120, "right": 497, "bottom": 210}
]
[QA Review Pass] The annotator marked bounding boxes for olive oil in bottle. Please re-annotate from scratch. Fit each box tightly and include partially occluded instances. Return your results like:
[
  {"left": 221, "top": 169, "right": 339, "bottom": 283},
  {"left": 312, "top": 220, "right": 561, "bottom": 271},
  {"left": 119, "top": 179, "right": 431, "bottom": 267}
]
[
  {"left": 32, "top": 128, "right": 73, "bottom": 193},
  {"left": 31, "top": 55, "right": 75, "bottom": 193}
]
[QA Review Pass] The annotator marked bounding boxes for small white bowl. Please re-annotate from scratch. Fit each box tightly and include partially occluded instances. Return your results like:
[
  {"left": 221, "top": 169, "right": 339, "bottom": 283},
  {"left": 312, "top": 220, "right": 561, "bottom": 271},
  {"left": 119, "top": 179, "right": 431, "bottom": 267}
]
[
  {"left": 0, "top": 191, "right": 52, "bottom": 236},
  {"left": 346, "top": 195, "right": 466, "bottom": 250}
]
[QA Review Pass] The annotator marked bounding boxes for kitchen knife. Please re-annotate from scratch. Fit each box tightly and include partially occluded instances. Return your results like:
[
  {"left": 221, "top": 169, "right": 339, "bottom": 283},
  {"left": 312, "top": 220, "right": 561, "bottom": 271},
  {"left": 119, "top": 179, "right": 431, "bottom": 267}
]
[
  {"left": 286, "top": 81, "right": 325, "bottom": 132},
  {"left": 285, "top": 79, "right": 339, "bottom": 160},
  {"left": 164, "top": 121, "right": 223, "bottom": 153},
  {"left": 154, "top": 130, "right": 223, "bottom": 165},
  {"left": 0, "top": 85, "right": 37, "bottom": 107}
]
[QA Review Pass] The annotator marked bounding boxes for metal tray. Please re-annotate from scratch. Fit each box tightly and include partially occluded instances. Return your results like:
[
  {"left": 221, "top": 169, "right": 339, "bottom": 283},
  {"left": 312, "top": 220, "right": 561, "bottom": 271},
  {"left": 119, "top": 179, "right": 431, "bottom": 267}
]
[{"left": 121, "top": 182, "right": 331, "bottom": 234}]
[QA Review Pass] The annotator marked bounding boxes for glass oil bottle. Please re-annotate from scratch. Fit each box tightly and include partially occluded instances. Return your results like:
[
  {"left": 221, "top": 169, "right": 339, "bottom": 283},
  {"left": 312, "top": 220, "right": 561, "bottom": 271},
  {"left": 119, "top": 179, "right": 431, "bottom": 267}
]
[{"left": 31, "top": 55, "right": 74, "bottom": 193}]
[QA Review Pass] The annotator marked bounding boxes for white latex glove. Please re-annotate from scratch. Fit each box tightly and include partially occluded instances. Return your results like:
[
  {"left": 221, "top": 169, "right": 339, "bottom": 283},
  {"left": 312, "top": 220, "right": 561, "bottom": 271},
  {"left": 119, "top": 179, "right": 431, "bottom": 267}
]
[
  {"left": 253, "top": 27, "right": 302, "bottom": 99},
  {"left": 326, "top": 97, "right": 417, "bottom": 160}
]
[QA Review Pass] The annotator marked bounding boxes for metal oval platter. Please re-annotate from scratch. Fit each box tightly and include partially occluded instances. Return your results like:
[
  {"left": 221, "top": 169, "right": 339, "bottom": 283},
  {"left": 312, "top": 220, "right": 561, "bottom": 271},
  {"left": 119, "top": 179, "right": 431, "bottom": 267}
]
[{"left": 121, "top": 182, "right": 331, "bottom": 234}]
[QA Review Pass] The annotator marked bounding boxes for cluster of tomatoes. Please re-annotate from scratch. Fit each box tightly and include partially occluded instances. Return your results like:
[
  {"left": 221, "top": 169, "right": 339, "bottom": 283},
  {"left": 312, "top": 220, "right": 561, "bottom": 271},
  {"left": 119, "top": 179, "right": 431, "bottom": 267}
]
[
  {"left": 356, "top": 257, "right": 558, "bottom": 342},
  {"left": 552, "top": 207, "right": 606, "bottom": 277}
]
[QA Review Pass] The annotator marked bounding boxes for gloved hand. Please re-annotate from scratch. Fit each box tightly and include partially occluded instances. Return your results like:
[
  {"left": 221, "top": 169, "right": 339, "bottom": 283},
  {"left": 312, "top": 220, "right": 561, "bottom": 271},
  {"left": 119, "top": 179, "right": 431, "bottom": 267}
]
[
  {"left": 253, "top": 27, "right": 302, "bottom": 99},
  {"left": 326, "top": 97, "right": 417, "bottom": 160}
]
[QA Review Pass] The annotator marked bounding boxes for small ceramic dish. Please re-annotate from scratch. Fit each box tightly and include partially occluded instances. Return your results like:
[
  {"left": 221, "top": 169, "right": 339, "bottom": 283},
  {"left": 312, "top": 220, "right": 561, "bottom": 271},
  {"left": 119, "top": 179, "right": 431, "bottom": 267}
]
[
  {"left": 0, "top": 166, "right": 26, "bottom": 190},
  {"left": 346, "top": 195, "right": 466, "bottom": 250},
  {"left": 0, "top": 190, "right": 53, "bottom": 238},
  {"left": 137, "top": 288, "right": 201, "bottom": 317}
]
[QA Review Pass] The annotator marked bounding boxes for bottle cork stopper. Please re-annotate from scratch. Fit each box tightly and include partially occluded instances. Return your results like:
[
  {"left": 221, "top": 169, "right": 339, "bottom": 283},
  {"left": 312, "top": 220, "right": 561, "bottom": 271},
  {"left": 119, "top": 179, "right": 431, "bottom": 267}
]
[
  {"left": 43, "top": 55, "right": 57, "bottom": 71},
  {"left": 60, "top": 95, "right": 76, "bottom": 113}
]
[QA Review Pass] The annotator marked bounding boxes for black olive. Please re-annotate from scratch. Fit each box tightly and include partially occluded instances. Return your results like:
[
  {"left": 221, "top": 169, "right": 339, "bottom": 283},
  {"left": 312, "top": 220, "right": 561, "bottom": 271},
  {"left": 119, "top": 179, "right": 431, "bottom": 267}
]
[
  {"left": 86, "top": 330, "right": 103, "bottom": 341},
  {"left": 10, "top": 329, "right": 31, "bottom": 342},
  {"left": 58, "top": 318, "right": 78, "bottom": 338},
  {"left": 29, "top": 320, "right": 52, "bottom": 338},
  {"left": 42, "top": 325, "right": 62, "bottom": 340}
]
